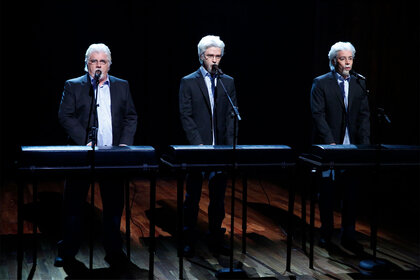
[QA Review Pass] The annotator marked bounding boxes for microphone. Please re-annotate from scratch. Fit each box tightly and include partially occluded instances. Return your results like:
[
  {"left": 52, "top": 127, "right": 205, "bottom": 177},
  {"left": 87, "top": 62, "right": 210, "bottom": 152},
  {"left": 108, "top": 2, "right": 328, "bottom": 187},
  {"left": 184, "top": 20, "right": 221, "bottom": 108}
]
[
  {"left": 211, "top": 64, "right": 223, "bottom": 76},
  {"left": 94, "top": 70, "right": 102, "bottom": 81},
  {"left": 350, "top": 70, "right": 366, "bottom": 80}
]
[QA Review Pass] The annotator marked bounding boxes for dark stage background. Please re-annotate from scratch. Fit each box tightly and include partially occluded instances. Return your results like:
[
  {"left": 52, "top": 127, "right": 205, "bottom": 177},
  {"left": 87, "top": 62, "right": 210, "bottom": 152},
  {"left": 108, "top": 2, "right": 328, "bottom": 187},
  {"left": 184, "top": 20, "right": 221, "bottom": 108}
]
[{"left": 1, "top": 0, "right": 419, "bottom": 174}]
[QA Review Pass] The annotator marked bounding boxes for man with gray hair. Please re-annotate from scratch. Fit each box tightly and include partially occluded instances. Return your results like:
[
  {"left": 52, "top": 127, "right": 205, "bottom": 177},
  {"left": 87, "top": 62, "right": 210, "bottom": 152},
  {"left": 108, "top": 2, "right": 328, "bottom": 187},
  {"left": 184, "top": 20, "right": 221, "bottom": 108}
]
[
  {"left": 56, "top": 43, "right": 137, "bottom": 270},
  {"left": 179, "top": 35, "right": 237, "bottom": 257},
  {"left": 310, "top": 41, "right": 370, "bottom": 254}
]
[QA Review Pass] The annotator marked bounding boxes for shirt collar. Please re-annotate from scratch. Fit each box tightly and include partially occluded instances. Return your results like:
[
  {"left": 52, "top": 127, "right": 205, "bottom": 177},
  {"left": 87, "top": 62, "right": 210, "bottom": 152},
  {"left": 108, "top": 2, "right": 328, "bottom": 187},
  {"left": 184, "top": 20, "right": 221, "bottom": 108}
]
[
  {"left": 90, "top": 74, "right": 110, "bottom": 87},
  {"left": 335, "top": 71, "right": 350, "bottom": 82},
  {"left": 200, "top": 66, "right": 211, "bottom": 78}
]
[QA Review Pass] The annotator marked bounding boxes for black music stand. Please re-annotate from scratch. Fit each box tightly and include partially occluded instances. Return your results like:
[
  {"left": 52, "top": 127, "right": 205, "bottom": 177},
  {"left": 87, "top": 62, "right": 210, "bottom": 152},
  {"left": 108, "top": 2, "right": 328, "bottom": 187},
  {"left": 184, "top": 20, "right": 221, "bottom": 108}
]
[
  {"left": 212, "top": 69, "right": 246, "bottom": 279},
  {"left": 161, "top": 144, "right": 295, "bottom": 279},
  {"left": 17, "top": 145, "right": 158, "bottom": 280},
  {"left": 298, "top": 144, "right": 420, "bottom": 272}
]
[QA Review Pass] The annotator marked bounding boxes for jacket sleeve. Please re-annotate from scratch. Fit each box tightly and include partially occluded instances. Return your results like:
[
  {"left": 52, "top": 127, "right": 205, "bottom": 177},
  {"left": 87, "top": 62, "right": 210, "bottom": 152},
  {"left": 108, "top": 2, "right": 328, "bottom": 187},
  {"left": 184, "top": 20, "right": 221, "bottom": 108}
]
[
  {"left": 118, "top": 82, "right": 137, "bottom": 146},
  {"left": 357, "top": 84, "right": 371, "bottom": 144},
  {"left": 310, "top": 78, "right": 335, "bottom": 144},
  {"left": 179, "top": 78, "right": 203, "bottom": 145},
  {"left": 58, "top": 81, "right": 87, "bottom": 145},
  {"left": 224, "top": 78, "right": 237, "bottom": 145}
]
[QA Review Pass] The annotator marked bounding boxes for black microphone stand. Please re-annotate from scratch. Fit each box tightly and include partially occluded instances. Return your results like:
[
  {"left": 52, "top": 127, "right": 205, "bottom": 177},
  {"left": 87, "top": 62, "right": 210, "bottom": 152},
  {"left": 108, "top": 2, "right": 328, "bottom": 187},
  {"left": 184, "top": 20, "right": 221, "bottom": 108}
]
[
  {"left": 213, "top": 69, "right": 247, "bottom": 279},
  {"left": 87, "top": 73, "right": 100, "bottom": 270},
  {"left": 355, "top": 73, "right": 391, "bottom": 275}
]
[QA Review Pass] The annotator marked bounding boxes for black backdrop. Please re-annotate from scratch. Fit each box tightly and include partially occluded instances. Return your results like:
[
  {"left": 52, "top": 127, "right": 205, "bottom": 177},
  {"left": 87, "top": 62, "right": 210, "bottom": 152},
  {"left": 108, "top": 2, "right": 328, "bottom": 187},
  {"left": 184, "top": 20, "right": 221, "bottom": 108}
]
[{"left": 1, "top": 0, "right": 419, "bottom": 174}]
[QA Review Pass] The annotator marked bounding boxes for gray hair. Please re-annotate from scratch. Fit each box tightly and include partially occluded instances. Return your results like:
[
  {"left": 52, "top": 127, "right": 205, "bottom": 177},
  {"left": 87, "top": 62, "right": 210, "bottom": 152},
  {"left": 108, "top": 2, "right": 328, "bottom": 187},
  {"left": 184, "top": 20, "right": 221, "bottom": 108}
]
[
  {"left": 328, "top": 42, "right": 356, "bottom": 71},
  {"left": 197, "top": 35, "right": 225, "bottom": 64},
  {"left": 84, "top": 43, "right": 112, "bottom": 72}
]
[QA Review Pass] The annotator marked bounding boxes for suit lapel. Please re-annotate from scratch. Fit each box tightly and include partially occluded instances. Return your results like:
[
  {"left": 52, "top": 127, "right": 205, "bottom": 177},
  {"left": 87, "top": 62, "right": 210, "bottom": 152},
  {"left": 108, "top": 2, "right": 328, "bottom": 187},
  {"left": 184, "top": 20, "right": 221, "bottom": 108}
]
[
  {"left": 82, "top": 74, "right": 96, "bottom": 121},
  {"left": 328, "top": 72, "right": 345, "bottom": 109},
  {"left": 348, "top": 78, "right": 357, "bottom": 112},
  {"left": 194, "top": 69, "right": 212, "bottom": 112},
  {"left": 82, "top": 74, "right": 97, "bottom": 136},
  {"left": 108, "top": 75, "right": 117, "bottom": 130},
  {"left": 82, "top": 73, "right": 93, "bottom": 98}
]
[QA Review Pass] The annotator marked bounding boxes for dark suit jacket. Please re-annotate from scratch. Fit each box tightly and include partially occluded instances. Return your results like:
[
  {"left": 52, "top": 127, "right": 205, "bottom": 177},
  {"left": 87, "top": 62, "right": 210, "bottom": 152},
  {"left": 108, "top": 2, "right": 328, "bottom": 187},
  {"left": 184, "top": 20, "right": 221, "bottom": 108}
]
[
  {"left": 58, "top": 73, "right": 137, "bottom": 145},
  {"left": 179, "top": 69, "right": 237, "bottom": 145},
  {"left": 310, "top": 71, "right": 370, "bottom": 144}
]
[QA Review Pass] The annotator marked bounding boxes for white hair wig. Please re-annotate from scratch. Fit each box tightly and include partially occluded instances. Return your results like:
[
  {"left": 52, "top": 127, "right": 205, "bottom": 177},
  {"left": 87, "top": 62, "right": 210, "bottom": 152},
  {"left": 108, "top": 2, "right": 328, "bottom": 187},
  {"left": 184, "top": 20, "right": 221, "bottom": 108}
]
[
  {"left": 197, "top": 35, "right": 225, "bottom": 64},
  {"left": 328, "top": 41, "right": 356, "bottom": 71},
  {"left": 84, "top": 43, "right": 112, "bottom": 72}
]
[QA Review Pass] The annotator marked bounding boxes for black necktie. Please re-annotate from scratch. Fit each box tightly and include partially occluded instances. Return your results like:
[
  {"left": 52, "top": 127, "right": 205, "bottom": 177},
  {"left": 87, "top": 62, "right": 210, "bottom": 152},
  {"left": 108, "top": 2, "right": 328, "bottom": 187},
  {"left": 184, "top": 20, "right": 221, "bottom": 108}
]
[
  {"left": 210, "top": 75, "right": 217, "bottom": 144},
  {"left": 338, "top": 76, "right": 349, "bottom": 105},
  {"left": 338, "top": 76, "right": 350, "bottom": 130},
  {"left": 210, "top": 75, "right": 216, "bottom": 97}
]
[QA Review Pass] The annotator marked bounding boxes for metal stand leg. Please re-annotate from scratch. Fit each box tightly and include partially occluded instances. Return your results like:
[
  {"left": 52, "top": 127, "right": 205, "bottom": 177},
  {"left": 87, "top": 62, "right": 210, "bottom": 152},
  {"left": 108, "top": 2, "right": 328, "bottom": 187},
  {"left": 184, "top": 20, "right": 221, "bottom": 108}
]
[
  {"left": 241, "top": 174, "right": 247, "bottom": 254},
  {"left": 177, "top": 173, "right": 185, "bottom": 280},
  {"left": 371, "top": 189, "right": 378, "bottom": 258},
  {"left": 309, "top": 168, "right": 317, "bottom": 269},
  {"left": 359, "top": 169, "right": 389, "bottom": 273},
  {"left": 286, "top": 169, "right": 295, "bottom": 272},
  {"left": 215, "top": 167, "right": 247, "bottom": 279},
  {"left": 89, "top": 181, "right": 94, "bottom": 270},
  {"left": 229, "top": 170, "right": 236, "bottom": 271},
  {"left": 125, "top": 180, "right": 131, "bottom": 259},
  {"left": 17, "top": 179, "right": 24, "bottom": 280},
  {"left": 301, "top": 173, "right": 307, "bottom": 254},
  {"left": 32, "top": 180, "right": 38, "bottom": 268},
  {"left": 149, "top": 175, "right": 156, "bottom": 279},
  {"left": 17, "top": 175, "right": 38, "bottom": 279}
]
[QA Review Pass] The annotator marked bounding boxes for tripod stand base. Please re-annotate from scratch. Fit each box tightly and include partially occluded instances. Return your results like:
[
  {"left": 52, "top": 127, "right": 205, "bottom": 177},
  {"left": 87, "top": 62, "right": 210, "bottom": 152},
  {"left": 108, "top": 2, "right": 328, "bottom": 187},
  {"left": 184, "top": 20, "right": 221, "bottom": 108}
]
[
  {"left": 215, "top": 268, "right": 248, "bottom": 279},
  {"left": 359, "top": 258, "right": 390, "bottom": 275}
]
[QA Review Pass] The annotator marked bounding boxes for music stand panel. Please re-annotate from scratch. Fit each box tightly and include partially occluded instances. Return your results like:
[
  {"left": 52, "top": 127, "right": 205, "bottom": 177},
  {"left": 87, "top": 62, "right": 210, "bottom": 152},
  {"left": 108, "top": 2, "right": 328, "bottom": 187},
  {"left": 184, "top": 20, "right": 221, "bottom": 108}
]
[{"left": 17, "top": 145, "right": 158, "bottom": 279}]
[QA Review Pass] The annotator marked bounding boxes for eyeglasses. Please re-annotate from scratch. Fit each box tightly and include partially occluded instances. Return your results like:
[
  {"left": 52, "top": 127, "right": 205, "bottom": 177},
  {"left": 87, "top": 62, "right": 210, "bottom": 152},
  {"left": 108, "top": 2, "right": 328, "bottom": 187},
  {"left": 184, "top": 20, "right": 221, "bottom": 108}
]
[
  {"left": 204, "top": 54, "right": 222, "bottom": 60},
  {"left": 337, "top": 56, "right": 353, "bottom": 62},
  {"left": 89, "top": 59, "right": 108, "bottom": 65}
]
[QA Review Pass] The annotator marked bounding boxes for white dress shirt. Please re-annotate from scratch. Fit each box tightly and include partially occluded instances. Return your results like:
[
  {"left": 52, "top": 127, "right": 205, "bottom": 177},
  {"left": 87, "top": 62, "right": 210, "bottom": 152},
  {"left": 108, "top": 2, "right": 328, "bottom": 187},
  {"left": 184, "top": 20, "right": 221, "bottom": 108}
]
[
  {"left": 200, "top": 66, "right": 217, "bottom": 145},
  {"left": 91, "top": 77, "right": 113, "bottom": 147}
]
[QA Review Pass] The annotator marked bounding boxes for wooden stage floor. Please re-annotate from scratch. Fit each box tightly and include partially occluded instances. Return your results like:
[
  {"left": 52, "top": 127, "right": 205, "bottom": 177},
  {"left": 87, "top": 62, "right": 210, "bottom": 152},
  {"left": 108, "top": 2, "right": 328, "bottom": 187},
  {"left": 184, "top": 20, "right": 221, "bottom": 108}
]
[{"left": 1, "top": 173, "right": 419, "bottom": 279}]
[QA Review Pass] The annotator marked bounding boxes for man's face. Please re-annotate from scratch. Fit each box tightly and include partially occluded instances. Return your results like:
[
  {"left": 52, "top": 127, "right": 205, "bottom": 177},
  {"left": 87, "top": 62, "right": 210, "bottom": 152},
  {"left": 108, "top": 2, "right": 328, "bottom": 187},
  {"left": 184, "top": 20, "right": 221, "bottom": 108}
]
[
  {"left": 334, "top": 50, "right": 353, "bottom": 77},
  {"left": 87, "top": 51, "right": 110, "bottom": 80},
  {"left": 201, "top": 47, "right": 222, "bottom": 73}
]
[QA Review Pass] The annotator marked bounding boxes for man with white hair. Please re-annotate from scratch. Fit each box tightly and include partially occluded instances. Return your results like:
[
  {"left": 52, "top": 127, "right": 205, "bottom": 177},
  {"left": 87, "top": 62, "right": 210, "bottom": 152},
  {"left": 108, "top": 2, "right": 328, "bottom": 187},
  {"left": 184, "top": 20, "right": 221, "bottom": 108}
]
[
  {"left": 310, "top": 41, "right": 370, "bottom": 254},
  {"left": 179, "top": 35, "right": 237, "bottom": 257},
  {"left": 56, "top": 43, "right": 137, "bottom": 270}
]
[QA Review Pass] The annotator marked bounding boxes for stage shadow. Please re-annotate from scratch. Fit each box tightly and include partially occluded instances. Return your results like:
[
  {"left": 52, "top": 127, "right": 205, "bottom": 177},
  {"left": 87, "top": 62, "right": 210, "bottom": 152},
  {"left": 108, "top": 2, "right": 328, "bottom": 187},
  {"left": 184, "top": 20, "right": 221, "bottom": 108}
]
[
  {"left": 22, "top": 191, "right": 103, "bottom": 240},
  {"left": 348, "top": 269, "right": 420, "bottom": 280},
  {"left": 145, "top": 199, "right": 178, "bottom": 236},
  {"left": 63, "top": 260, "right": 150, "bottom": 279},
  {"left": 246, "top": 202, "right": 301, "bottom": 231}
]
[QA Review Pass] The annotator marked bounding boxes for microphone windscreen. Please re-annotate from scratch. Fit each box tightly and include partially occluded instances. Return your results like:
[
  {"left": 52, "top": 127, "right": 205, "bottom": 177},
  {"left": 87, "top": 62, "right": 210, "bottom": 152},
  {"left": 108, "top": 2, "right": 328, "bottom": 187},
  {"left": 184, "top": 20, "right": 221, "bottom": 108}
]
[
  {"left": 212, "top": 64, "right": 223, "bottom": 75},
  {"left": 95, "top": 70, "right": 102, "bottom": 79}
]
